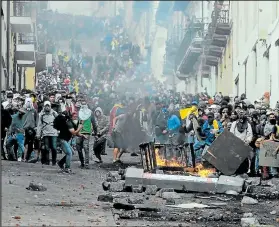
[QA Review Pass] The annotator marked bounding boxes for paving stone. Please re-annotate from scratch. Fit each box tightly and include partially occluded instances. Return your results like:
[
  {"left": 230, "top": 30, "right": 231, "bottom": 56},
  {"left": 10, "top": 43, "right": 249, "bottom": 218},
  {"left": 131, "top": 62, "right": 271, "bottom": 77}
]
[
  {"left": 241, "top": 196, "right": 258, "bottom": 205},
  {"left": 106, "top": 171, "right": 121, "bottom": 182},
  {"left": 125, "top": 168, "right": 144, "bottom": 186},
  {"left": 145, "top": 185, "right": 158, "bottom": 195},
  {"left": 109, "top": 181, "right": 125, "bottom": 192},
  {"left": 97, "top": 194, "right": 113, "bottom": 203},
  {"left": 132, "top": 185, "right": 143, "bottom": 193},
  {"left": 26, "top": 182, "right": 47, "bottom": 191},
  {"left": 216, "top": 175, "right": 244, "bottom": 193},
  {"left": 161, "top": 192, "right": 181, "bottom": 199},
  {"left": 241, "top": 217, "right": 260, "bottom": 226}
]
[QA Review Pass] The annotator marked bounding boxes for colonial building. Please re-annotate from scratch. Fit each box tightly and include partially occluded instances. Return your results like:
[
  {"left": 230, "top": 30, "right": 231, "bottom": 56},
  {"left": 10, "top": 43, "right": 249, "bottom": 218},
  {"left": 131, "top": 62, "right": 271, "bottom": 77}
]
[{"left": 232, "top": 1, "right": 279, "bottom": 108}]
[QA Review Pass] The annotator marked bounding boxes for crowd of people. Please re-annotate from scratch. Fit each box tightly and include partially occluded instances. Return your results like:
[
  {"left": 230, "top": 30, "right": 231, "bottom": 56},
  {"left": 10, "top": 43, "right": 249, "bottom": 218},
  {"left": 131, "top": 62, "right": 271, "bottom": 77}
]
[{"left": 1, "top": 12, "right": 279, "bottom": 180}]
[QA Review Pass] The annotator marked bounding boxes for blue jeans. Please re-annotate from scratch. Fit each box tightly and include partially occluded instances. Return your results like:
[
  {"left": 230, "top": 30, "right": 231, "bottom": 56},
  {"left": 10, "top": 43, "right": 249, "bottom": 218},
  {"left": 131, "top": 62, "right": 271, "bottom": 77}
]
[
  {"left": 6, "top": 133, "right": 25, "bottom": 160},
  {"left": 42, "top": 136, "right": 57, "bottom": 165},
  {"left": 58, "top": 139, "right": 72, "bottom": 169}
]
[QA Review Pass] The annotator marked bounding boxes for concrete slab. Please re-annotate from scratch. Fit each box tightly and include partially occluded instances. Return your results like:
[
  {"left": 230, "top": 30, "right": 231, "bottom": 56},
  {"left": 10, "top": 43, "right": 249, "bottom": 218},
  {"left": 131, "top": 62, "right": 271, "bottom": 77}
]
[
  {"left": 125, "top": 168, "right": 144, "bottom": 187},
  {"left": 142, "top": 172, "right": 218, "bottom": 193},
  {"left": 216, "top": 175, "right": 244, "bottom": 193}
]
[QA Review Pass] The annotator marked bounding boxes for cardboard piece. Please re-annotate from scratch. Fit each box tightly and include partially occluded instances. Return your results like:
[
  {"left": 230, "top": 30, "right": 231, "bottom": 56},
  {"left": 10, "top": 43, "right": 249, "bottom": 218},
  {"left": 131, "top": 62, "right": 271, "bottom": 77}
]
[
  {"left": 259, "top": 141, "right": 279, "bottom": 168},
  {"left": 202, "top": 130, "right": 252, "bottom": 175}
]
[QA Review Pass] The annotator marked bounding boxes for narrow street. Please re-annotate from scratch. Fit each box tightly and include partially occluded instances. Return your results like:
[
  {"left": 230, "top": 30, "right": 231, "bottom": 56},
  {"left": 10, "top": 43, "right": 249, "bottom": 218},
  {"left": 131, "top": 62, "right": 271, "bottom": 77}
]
[{"left": 2, "top": 147, "right": 279, "bottom": 226}]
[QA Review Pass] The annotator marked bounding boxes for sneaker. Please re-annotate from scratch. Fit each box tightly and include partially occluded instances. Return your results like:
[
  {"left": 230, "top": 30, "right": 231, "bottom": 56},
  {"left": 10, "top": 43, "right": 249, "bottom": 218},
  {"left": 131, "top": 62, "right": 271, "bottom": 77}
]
[
  {"left": 79, "top": 164, "right": 85, "bottom": 169},
  {"left": 17, "top": 157, "right": 22, "bottom": 162},
  {"left": 84, "top": 165, "right": 90, "bottom": 169},
  {"left": 64, "top": 168, "right": 72, "bottom": 174}
]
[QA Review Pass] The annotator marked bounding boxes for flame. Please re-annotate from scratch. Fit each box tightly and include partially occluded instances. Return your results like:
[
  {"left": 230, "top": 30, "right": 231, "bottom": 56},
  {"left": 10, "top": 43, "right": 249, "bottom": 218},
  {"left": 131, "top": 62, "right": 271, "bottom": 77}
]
[{"left": 154, "top": 148, "right": 216, "bottom": 178}]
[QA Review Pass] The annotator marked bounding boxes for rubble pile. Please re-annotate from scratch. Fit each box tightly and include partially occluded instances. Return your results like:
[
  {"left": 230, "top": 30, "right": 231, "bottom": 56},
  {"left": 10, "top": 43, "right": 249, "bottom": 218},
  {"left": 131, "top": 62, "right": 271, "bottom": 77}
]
[{"left": 97, "top": 168, "right": 279, "bottom": 226}]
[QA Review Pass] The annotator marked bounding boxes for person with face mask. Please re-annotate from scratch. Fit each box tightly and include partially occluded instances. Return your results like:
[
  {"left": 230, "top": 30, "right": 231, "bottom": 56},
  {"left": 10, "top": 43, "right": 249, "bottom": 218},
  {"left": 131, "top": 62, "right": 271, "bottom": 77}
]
[
  {"left": 154, "top": 106, "right": 168, "bottom": 144},
  {"left": 262, "top": 113, "right": 279, "bottom": 178},
  {"left": 36, "top": 101, "right": 58, "bottom": 165},
  {"left": 76, "top": 100, "right": 98, "bottom": 169},
  {"left": 202, "top": 112, "right": 224, "bottom": 146},
  {"left": 22, "top": 98, "right": 38, "bottom": 162},
  {"left": 230, "top": 109, "right": 253, "bottom": 144},
  {"left": 6, "top": 108, "right": 26, "bottom": 161}
]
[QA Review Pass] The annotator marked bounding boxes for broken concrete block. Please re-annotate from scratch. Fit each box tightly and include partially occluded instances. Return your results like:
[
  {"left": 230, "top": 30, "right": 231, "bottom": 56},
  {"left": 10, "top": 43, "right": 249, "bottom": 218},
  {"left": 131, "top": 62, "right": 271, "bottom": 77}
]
[
  {"left": 119, "top": 210, "right": 138, "bottom": 219},
  {"left": 106, "top": 171, "right": 121, "bottom": 182},
  {"left": 157, "top": 188, "right": 174, "bottom": 197},
  {"left": 145, "top": 185, "right": 158, "bottom": 195},
  {"left": 26, "top": 182, "right": 47, "bottom": 191},
  {"left": 241, "top": 196, "right": 258, "bottom": 205},
  {"left": 132, "top": 185, "right": 143, "bottom": 193},
  {"left": 225, "top": 190, "right": 239, "bottom": 195},
  {"left": 216, "top": 175, "right": 244, "bottom": 193},
  {"left": 102, "top": 181, "right": 110, "bottom": 191},
  {"left": 125, "top": 168, "right": 144, "bottom": 186},
  {"left": 241, "top": 217, "right": 260, "bottom": 226},
  {"left": 127, "top": 197, "right": 144, "bottom": 204},
  {"left": 161, "top": 192, "right": 181, "bottom": 200},
  {"left": 97, "top": 194, "right": 113, "bottom": 203},
  {"left": 110, "top": 181, "right": 125, "bottom": 192},
  {"left": 165, "top": 198, "right": 175, "bottom": 205},
  {"left": 118, "top": 168, "right": 125, "bottom": 176},
  {"left": 143, "top": 173, "right": 218, "bottom": 193}
]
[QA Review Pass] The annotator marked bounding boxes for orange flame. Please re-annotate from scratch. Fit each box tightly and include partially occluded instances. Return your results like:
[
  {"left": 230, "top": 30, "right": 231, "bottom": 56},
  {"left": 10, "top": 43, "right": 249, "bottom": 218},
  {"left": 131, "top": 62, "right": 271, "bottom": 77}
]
[{"left": 154, "top": 148, "right": 216, "bottom": 178}]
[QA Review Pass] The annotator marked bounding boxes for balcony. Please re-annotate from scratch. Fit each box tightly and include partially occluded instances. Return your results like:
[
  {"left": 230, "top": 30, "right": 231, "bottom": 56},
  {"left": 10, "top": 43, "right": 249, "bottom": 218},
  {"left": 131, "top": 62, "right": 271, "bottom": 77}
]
[
  {"left": 204, "top": 56, "right": 219, "bottom": 67},
  {"left": 201, "top": 65, "right": 211, "bottom": 78},
  {"left": 176, "top": 25, "right": 204, "bottom": 75},
  {"left": 10, "top": 17, "right": 33, "bottom": 33},
  {"left": 15, "top": 44, "right": 35, "bottom": 61},
  {"left": 206, "top": 46, "right": 223, "bottom": 58},
  {"left": 17, "top": 60, "right": 35, "bottom": 67}
]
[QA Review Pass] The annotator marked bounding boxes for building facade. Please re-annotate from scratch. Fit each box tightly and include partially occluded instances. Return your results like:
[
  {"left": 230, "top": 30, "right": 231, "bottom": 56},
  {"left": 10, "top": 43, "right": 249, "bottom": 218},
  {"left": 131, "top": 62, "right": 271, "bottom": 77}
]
[{"left": 231, "top": 1, "right": 279, "bottom": 108}]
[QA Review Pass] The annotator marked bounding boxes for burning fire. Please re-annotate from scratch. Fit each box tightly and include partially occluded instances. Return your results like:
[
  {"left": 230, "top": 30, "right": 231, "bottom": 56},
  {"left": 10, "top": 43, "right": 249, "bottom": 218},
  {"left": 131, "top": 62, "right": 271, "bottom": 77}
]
[{"left": 154, "top": 148, "right": 216, "bottom": 178}]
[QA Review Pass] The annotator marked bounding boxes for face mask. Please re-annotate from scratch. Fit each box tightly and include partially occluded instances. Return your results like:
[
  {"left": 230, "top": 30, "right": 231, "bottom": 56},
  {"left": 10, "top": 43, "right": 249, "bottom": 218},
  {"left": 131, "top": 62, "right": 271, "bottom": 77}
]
[
  {"left": 208, "top": 118, "right": 214, "bottom": 125},
  {"left": 270, "top": 119, "right": 276, "bottom": 125},
  {"left": 44, "top": 106, "right": 51, "bottom": 112},
  {"left": 81, "top": 104, "right": 88, "bottom": 109}
]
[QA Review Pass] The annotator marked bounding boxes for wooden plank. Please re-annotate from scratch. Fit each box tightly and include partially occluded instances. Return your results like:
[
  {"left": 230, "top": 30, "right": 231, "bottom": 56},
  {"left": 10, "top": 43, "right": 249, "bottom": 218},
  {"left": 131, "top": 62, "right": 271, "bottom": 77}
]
[
  {"left": 259, "top": 141, "right": 279, "bottom": 168},
  {"left": 202, "top": 130, "right": 252, "bottom": 175}
]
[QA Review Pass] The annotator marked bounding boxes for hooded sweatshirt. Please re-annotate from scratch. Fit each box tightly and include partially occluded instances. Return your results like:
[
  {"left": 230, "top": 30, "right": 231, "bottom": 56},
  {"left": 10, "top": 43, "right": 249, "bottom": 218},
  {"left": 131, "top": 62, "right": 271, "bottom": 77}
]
[
  {"left": 23, "top": 98, "right": 37, "bottom": 129},
  {"left": 37, "top": 108, "right": 58, "bottom": 137},
  {"left": 94, "top": 107, "right": 109, "bottom": 136}
]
